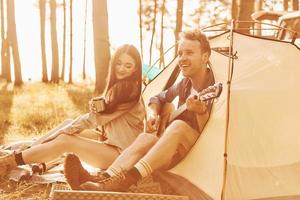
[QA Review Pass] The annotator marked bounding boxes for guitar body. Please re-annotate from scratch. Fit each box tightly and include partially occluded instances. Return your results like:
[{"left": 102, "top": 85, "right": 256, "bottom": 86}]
[{"left": 155, "top": 82, "right": 223, "bottom": 136}]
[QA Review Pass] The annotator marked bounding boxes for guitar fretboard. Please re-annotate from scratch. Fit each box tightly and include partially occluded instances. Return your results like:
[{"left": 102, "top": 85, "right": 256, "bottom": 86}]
[{"left": 166, "top": 82, "right": 222, "bottom": 123}]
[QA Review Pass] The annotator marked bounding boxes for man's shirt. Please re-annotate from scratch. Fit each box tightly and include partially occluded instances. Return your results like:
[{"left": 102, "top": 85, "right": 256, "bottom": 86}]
[{"left": 149, "top": 69, "right": 215, "bottom": 132}]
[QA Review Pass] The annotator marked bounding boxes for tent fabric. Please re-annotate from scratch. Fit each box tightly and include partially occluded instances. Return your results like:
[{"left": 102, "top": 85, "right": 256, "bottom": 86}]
[
  {"left": 142, "top": 57, "right": 179, "bottom": 106},
  {"left": 224, "top": 33, "right": 300, "bottom": 200},
  {"left": 144, "top": 32, "right": 300, "bottom": 199}
]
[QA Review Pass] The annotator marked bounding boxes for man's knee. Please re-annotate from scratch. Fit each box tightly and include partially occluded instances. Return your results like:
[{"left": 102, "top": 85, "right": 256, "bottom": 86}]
[
  {"left": 164, "top": 120, "right": 199, "bottom": 150},
  {"left": 165, "top": 120, "right": 190, "bottom": 138}
]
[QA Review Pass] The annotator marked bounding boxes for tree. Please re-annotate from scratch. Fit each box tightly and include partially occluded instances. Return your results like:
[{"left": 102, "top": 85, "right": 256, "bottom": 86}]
[
  {"left": 292, "top": 0, "right": 299, "bottom": 10},
  {"left": 50, "top": 0, "right": 59, "bottom": 83},
  {"left": 7, "top": 0, "right": 22, "bottom": 85},
  {"left": 82, "top": 0, "right": 88, "bottom": 80},
  {"left": 174, "top": 0, "right": 183, "bottom": 56},
  {"left": 68, "top": 0, "right": 73, "bottom": 84},
  {"left": 138, "top": 0, "right": 144, "bottom": 62},
  {"left": 39, "top": 0, "right": 48, "bottom": 82},
  {"left": 93, "top": 0, "right": 111, "bottom": 93},
  {"left": 238, "top": 0, "right": 255, "bottom": 34},
  {"left": 189, "top": 0, "right": 230, "bottom": 29},
  {"left": 140, "top": 0, "right": 173, "bottom": 66},
  {"left": 159, "top": 0, "right": 166, "bottom": 69},
  {"left": 1, "top": 0, "right": 11, "bottom": 82},
  {"left": 149, "top": 0, "right": 157, "bottom": 67},
  {"left": 0, "top": 39, "right": 10, "bottom": 82},
  {"left": 284, "top": 0, "right": 289, "bottom": 11},
  {"left": 232, "top": 0, "right": 238, "bottom": 20},
  {"left": 0, "top": 0, "right": 4, "bottom": 78},
  {"left": 60, "top": 0, "right": 66, "bottom": 81},
  {"left": 255, "top": 0, "right": 263, "bottom": 36}
]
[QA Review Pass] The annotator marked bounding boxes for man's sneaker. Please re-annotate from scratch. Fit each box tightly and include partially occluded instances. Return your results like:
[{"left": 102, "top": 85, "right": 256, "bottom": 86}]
[{"left": 80, "top": 171, "right": 136, "bottom": 192}]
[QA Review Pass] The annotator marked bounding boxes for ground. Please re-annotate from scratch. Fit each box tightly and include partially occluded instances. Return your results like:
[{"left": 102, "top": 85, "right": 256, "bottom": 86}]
[{"left": 0, "top": 80, "right": 95, "bottom": 199}]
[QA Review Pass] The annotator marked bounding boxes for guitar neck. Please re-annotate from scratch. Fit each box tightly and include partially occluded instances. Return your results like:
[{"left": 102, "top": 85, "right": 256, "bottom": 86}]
[
  {"left": 166, "top": 82, "right": 222, "bottom": 124},
  {"left": 168, "top": 103, "right": 187, "bottom": 123}
]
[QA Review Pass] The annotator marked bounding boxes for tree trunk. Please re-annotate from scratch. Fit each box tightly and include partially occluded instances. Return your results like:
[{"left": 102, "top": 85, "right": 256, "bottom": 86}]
[
  {"left": 7, "top": 0, "right": 22, "bottom": 85},
  {"left": 60, "top": 0, "right": 66, "bottom": 81},
  {"left": 39, "top": 0, "right": 48, "bottom": 82},
  {"left": 93, "top": 0, "right": 110, "bottom": 94},
  {"left": 159, "top": 0, "right": 166, "bottom": 69},
  {"left": 284, "top": 0, "right": 289, "bottom": 11},
  {"left": 1, "top": 39, "right": 11, "bottom": 82},
  {"left": 256, "top": 0, "right": 263, "bottom": 12},
  {"left": 149, "top": 0, "right": 157, "bottom": 67},
  {"left": 292, "top": 0, "right": 299, "bottom": 10},
  {"left": 82, "top": 0, "right": 88, "bottom": 80},
  {"left": 174, "top": 0, "right": 183, "bottom": 57},
  {"left": 69, "top": 0, "right": 73, "bottom": 84},
  {"left": 238, "top": 0, "right": 255, "bottom": 34},
  {"left": 231, "top": 0, "right": 238, "bottom": 20},
  {"left": 50, "top": 0, "right": 59, "bottom": 83},
  {"left": 139, "top": 0, "right": 144, "bottom": 62},
  {"left": 255, "top": 0, "right": 263, "bottom": 36},
  {"left": 1, "top": 0, "right": 11, "bottom": 82},
  {"left": 0, "top": 0, "right": 4, "bottom": 78}
]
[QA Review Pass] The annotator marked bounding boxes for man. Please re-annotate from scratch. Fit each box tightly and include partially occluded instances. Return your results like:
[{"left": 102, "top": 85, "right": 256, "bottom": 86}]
[{"left": 64, "top": 29, "right": 215, "bottom": 191}]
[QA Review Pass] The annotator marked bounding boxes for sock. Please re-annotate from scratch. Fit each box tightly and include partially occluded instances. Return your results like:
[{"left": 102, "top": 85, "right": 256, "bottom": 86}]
[
  {"left": 101, "top": 172, "right": 110, "bottom": 178},
  {"left": 134, "top": 159, "right": 153, "bottom": 178},
  {"left": 32, "top": 163, "right": 46, "bottom": 174},
  {"left": 105, "top": 167, "right": 121, "bottom": 177},
  {"left": 15, "top": 152, "right": 25, "bottom": 165}
]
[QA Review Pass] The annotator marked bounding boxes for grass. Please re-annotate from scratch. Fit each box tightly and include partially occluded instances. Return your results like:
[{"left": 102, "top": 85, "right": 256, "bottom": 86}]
[
  {"left": 0, "top": 180, "right": 51, "bottom": 200},
  {"left": 0, "top": 81, "right": 94, "bottom": 143},
  {"left": 0, "top": 80, "right": 95, "bottom": 199}
]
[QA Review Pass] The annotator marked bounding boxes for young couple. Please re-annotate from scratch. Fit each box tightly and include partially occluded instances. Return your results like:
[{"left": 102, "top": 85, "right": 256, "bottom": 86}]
[{"left": 0, "top": 29, "right": 214, "bottom": 193}]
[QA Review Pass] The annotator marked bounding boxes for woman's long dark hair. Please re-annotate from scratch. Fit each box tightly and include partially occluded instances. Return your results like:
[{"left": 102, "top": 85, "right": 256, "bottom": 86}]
[{"left": 103, "top": 44, "right": 142, "bottom": 102}]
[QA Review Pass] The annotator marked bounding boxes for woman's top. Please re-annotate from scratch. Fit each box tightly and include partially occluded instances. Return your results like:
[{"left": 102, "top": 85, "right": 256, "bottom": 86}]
[
  {"left": 60, "top": 80, "right": 145, "bottom": 150},
  {"left": 100, "top": 98, "right": 145, "bottom": 150}
]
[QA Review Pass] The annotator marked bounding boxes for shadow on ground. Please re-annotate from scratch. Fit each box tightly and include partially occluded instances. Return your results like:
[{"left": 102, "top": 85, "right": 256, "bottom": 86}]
[{"left": 0, "top": 83, "right": 14, "bottom": 144}]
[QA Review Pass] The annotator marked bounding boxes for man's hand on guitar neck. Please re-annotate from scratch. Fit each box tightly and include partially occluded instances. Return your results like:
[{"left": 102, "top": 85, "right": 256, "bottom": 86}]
[{"left": 186, "top": 95, "right": 209, "bottom": 114}]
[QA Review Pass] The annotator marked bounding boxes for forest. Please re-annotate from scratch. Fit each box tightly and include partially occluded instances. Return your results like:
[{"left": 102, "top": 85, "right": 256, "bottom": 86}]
[
  {"left": 0, "top": 0, "right": 299, "bottom": 199},
  {"left": 0, "top": 0, "right": 299, "bottom": 93}
]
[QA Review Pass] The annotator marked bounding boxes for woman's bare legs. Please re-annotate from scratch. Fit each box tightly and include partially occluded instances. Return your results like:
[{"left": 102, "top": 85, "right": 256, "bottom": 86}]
[
  {"left": 30, "top": 119, "right": 73, "bottom": 146},
  {"left": 22, "top": 134, "right": 119, "bottom": 169},
  {"left": 108, "top": 133, "right": 158, "bottom": 171},
  {"left": 32, "top": 118, "right": 98, "bottom": 145}
]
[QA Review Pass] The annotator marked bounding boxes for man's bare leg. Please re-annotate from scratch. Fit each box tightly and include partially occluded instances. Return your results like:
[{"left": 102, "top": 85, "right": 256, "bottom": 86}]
[
  {"left": 80, "top": 120, "right": 199, "bottom": 191},
  {"left": 142, "top": 120, "right": 199, "bottom": 171},
  {"left": 105, "top": 133, "right": 158, "bottom": 176}
]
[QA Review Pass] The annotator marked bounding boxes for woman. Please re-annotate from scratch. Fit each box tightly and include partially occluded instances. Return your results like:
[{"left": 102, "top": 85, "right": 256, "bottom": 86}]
[{"left": 0, "top": 44, "right": 145, "bottom": 177}]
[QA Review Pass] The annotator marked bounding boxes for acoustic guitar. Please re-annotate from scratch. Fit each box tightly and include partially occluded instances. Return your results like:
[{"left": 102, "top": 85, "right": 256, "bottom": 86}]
[{"left": 156, "top": 82, "right": 223, "bottom": 136}]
